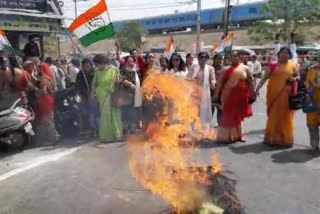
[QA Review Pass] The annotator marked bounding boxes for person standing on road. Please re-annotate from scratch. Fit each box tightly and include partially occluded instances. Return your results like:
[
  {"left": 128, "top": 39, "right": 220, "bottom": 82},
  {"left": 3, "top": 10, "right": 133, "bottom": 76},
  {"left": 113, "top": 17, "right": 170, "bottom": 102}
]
[
  {"left": 214, "top": 51, "right": 255, "bottom": 143},
  {"left": 250, "top": 55, "right": 262, "bottom": 84},
  {"left": 76, "top": 58, "right": 97, "bottom": 138},
  {"left": 211, "top": 54, "right": 225, "bottom": 126},
  {"left": 69, "top": 58, "right": 80, "bottom": 85},
  {"left": 304, "top": 55, "right": 320, "bottom": 155},
  {"left": 256, "top": 47, "right": 299, "bottom": 148},
  {"left": 188, "top": 52, "right": 216, "bottom": 132},
  {"left": 90, "top": 54, "right": 123, "bottom": 143},
  {"left": 29, "top": 57, "right": 57, "bottom": 146},
  {"left": 168, "top": 53, "right": 187, "bottom": 78},
  {"left": 119, "top": 56, "right": 142, "bottom": 134}
]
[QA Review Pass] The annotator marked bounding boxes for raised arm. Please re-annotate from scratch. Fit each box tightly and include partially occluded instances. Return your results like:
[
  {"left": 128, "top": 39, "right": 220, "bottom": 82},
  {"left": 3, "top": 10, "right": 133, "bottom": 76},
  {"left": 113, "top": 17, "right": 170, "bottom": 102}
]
[{"left": 115, "top": 42, "right": 125, "bottom": 65}]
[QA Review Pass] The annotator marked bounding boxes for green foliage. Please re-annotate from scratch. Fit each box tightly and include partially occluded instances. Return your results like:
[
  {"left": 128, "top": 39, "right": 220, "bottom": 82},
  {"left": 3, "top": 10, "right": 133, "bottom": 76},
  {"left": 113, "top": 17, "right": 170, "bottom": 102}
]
[
  {"left": 248, "top": 0, "right": 320, "bottom": 43},
  {"left": 116, "top": 21, "right": 148, "bottom": 52}
]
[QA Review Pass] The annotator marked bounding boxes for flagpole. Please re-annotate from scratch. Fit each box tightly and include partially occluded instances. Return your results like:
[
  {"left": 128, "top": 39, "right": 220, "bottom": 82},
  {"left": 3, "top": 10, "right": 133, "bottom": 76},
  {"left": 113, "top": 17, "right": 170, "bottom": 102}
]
[{"left": 104, "top": 1, "right": 121, "bottom": 50}]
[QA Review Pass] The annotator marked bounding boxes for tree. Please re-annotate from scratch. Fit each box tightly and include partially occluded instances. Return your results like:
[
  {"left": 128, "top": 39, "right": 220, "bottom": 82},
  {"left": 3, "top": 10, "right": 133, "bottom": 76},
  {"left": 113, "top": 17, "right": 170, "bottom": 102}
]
[
  {"left": 248, "top": 0, "right": 320, "bottom": 44},
  {"left": 116, "top": 21, "right": 148, "bottom": 52}
]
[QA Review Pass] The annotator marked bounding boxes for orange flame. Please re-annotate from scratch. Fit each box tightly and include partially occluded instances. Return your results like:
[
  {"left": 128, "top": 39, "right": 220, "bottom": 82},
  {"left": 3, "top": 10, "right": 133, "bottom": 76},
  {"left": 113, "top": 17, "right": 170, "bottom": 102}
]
[{"left": 127, "top": 73, "right": 222, "bottom": 212}]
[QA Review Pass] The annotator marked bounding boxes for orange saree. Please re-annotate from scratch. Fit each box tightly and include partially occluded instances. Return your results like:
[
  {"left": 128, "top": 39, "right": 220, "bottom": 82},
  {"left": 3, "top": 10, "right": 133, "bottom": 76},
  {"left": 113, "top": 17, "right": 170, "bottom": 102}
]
[{"left": 264, "top": 61, "right": 297, "bottom": 147}]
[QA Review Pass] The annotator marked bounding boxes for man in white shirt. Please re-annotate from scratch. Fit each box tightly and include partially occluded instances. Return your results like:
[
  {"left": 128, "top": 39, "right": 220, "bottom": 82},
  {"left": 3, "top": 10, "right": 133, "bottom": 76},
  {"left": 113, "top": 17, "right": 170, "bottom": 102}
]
[
  {"left": 69, "top": 58, "right": 80, "bottom": 84},
  {"left": 249, "top": 55, "right": 262, "bottom": 83}
]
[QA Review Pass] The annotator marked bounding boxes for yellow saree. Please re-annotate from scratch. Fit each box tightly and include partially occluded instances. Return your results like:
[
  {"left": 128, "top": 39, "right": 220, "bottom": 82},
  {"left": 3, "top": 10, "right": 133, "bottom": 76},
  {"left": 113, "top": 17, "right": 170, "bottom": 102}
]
[
  {"left": 264, "top": 61, "right": 297, "bottom": 147},
  {"left": 305, "top": 65, "right": 320, "bottom": 126}
]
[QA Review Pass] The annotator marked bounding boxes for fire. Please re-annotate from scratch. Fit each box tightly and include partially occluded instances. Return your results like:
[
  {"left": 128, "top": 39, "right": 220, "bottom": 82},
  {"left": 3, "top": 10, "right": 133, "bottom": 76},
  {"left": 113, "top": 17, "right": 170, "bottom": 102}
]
[{"left": 127, "top": 73, "right": 222, "bottom": 213}]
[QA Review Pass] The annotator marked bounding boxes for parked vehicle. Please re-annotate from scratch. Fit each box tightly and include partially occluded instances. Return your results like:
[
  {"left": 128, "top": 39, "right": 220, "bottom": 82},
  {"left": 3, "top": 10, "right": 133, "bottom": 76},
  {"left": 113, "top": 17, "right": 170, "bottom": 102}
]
[
  {"left": 54, "top": 88, "right": 81, "bottom": 138},
  {"left": 0, "top": 99, "right": 35, "bottom": 149}
]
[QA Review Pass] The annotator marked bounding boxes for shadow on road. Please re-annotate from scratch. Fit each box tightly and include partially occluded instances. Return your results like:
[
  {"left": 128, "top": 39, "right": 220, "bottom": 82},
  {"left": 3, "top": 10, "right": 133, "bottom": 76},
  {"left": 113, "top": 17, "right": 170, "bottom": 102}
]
[
  {"left": 244, "top": 129, "right": 265, "bottom": 136},
  {"left": 230, "top": 142, "right": 289, "bottom": 155},
  {"left": 197, "top": 140, "right": 231, "bottom": 149},
  {"left": 271, "top": 149, "right": 318, "bottom": 164}
]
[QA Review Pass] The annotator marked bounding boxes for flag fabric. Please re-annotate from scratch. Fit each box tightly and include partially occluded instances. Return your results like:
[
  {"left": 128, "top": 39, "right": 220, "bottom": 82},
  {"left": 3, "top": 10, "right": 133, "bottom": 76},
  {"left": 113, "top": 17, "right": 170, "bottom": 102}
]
[
  {"left": 164, "top": 35, "right": 175, "bottom": 58},
  {"left": 68, "top": 0, "right": 115, "bottom": 47},
  {"left": 0, "top": 28, "right": 15, "bottom": 55},
  {"left": 211, "top": 33, "right": 233, "bottom": 53}
]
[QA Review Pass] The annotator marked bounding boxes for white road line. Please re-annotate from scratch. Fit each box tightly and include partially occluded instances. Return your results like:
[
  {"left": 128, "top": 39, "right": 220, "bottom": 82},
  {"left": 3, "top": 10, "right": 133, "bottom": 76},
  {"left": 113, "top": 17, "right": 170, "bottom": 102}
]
[{"left": 0, "top": 146, "right": 82, "bottom": 183}]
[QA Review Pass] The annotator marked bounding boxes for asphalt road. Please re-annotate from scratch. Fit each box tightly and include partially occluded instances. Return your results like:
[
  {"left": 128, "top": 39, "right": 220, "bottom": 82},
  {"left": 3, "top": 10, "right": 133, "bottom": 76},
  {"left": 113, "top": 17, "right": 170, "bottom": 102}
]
[{"left": 0, "top": 86, "right": 320, "bottom": 214}]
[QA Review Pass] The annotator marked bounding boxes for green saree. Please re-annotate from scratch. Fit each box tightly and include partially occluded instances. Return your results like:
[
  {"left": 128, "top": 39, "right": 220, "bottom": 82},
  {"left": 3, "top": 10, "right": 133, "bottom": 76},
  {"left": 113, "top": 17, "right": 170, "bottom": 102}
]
[{"left": 92, "top": 65, "right": 123, "bottom": 141}]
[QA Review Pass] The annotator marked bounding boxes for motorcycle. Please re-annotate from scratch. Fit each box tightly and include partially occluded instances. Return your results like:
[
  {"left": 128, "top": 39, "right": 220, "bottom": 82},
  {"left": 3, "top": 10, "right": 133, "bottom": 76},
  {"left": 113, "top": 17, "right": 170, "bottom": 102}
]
[
  {"left": 54, "top": 88, "right": 81, "bottom": 138},
  {"left": 0, "top": 99, "right": 35, "bottom": 149}
]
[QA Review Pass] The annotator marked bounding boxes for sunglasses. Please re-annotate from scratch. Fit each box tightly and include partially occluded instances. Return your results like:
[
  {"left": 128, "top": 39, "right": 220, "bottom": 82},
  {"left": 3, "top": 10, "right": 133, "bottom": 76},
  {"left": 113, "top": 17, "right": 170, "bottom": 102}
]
[
  {"left": 199, "top": 56, "right": 208, "bottom": 60},
  {"left": 172, "top": 58, "right": 180, "bottom": 62},
  {"left": 148, "top": 55, "right": 155, "bottom": 59}
]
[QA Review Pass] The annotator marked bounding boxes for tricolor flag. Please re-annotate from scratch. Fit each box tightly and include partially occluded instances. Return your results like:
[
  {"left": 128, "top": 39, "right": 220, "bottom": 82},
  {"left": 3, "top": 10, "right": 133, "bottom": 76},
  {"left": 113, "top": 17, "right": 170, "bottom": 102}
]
[
  {"left": 68, "top": 0, "right": 115, "bottom": 47},
  {"left": 164, "top": 35, "right": 175, "bottom": 58},
  {"left": 211, "top": 33, "right": 233, "bottom": 53},
  {"left": 0, "top": 28, "right": 14, "bottom": 55}
]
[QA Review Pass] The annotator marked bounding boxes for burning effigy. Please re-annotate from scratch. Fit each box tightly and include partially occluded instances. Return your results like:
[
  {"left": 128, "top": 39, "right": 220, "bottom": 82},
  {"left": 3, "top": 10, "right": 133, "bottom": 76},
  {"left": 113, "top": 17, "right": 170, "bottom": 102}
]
[{"left": 127, "top": 73, "right": 244, "bottom": 214}]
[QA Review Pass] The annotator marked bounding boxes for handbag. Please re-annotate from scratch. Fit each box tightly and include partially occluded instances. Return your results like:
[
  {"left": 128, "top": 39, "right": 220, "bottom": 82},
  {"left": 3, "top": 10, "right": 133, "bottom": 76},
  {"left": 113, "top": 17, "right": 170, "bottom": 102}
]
[
  {"left": 289, "top": 80, "right": 306, "bottom": 110},
  {"left": 110, "top": 82, "right": 133, "bottom": 107},
  {"left": 303, "top": 91, "right": 319, "bottom": 113}
]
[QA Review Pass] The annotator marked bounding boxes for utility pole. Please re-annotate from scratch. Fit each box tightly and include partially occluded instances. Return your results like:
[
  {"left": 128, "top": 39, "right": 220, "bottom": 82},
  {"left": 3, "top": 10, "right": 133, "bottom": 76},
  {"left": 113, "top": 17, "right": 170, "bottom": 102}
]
[
  {"left": 196, "top": 0, "right": 201, "bottom": 54},
  {"left": 223, "top": 0, "right": 231, "bottom": 38},
  {"left": 74, "top": 0, "right": 78, "bottom": 19}
]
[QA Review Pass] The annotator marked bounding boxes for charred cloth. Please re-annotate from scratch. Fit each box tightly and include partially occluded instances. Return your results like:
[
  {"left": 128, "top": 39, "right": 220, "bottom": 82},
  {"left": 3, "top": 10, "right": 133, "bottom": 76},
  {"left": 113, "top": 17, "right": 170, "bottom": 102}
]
[{"left": 169, "top": 166, "right": 245, "bottom": 214}]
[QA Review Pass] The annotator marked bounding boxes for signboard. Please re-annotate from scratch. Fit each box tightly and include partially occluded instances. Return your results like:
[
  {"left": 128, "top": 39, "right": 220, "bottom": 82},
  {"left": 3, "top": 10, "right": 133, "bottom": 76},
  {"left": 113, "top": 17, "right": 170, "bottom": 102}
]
[
  {"left": 0, "top": 0, "right": 46, "bottom": 11},
  {"left": 0, "top": 15, "right": 60, "bottom": 32}
]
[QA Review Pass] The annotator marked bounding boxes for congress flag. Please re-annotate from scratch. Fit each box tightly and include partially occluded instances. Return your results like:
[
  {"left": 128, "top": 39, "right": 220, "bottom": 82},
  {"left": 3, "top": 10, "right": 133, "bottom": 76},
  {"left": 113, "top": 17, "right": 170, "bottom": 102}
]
[{"left": 68, "top": 0, "right": 115, "bottom": 47}]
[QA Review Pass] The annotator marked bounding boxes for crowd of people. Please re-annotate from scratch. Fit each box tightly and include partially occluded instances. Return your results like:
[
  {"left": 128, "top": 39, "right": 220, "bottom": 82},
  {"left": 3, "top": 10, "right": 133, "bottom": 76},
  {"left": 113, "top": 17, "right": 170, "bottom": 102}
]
[{"left": 1, "top": 32, "right": 320, "bottom": 156}]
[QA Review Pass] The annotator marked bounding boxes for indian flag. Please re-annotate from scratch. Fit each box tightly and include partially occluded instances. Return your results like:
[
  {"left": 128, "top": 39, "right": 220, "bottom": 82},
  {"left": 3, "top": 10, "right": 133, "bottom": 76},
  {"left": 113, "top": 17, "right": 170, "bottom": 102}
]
[
  {"left": 68, "top": 0, "right": 115, "bottom": 47},
  {"left": 0, "top": 28, "right": 14, "bottom": 55},
  {"left": 164, "top": 35, "right": 175, "bottom": 58},
  {"left": 211, "top": 33, "right": 233, "bottom": 53}
]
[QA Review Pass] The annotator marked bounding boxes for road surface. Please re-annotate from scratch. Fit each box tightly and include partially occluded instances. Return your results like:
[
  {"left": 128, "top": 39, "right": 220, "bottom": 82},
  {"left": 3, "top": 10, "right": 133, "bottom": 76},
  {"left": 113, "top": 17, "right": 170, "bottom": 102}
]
[{"left": 0, "top": 87, "right": 319, "bottom": 214}]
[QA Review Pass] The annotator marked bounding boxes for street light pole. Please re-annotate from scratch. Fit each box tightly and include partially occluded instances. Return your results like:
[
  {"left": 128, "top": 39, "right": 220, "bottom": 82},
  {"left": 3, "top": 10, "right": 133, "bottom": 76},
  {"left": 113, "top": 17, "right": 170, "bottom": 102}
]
[
  {"left": 196, "top": 0, "right": 201, "bottom": 53},
  {"left": 74, "top": 0, "right": 78, "bottom": 19},
  {"left": 224, "top": 0, "right": 231, "bottom": 38}
]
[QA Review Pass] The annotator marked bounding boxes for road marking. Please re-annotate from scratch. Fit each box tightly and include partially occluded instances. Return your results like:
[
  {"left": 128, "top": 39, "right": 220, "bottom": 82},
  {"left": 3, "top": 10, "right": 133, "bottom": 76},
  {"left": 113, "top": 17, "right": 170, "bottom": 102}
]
[{"left": 0, "top": 146, "right": 82, "bottom": 182}]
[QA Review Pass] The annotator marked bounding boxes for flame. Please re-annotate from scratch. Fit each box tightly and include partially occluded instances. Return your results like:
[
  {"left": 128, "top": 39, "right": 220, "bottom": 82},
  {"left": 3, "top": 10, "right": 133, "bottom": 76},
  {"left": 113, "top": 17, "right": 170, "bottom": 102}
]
[{"left": 127, "top": 73, "right": 222, "bottom": 213}]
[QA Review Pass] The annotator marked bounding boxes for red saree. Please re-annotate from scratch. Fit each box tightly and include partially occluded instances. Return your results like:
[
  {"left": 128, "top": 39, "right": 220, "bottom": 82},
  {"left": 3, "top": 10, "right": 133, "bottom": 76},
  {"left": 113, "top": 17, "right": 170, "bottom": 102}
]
[{"left": 217, "top": 64, "right": 252, "bottom": 142}]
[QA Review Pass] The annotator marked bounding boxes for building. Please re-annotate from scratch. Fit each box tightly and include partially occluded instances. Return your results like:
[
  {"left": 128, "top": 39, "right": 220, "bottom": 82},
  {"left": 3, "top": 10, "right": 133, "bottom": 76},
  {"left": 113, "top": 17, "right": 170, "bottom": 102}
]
[{"left": 0, "top": 0, "right": 64, "bottom": 59}]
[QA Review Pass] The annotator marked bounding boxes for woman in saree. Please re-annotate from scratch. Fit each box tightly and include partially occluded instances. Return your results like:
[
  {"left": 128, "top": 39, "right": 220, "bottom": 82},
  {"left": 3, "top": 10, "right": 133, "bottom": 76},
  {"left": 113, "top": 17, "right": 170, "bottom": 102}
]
[
  {"left": 304, "top": 55, "right": 320, "bottom": 155},
  {"left": 256, "top": 47, "right": 299, "bottom": 147},
  {"left": 26, "top": 59, "right": 56, "bottom": 145},
  {"left": 214, "top": 51, "right": 255, "bottom": 143},
  {"left": 90, "top": 54, "right": 123, "bottom": 142}
]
